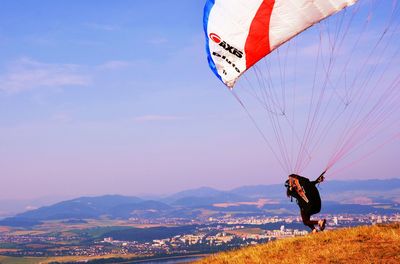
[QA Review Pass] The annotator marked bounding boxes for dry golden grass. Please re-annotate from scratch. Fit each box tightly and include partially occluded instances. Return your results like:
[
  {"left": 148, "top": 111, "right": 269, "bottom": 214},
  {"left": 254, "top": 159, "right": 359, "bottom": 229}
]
[{"left": 195, "top": 223, "right": 400, "bottom": 264}]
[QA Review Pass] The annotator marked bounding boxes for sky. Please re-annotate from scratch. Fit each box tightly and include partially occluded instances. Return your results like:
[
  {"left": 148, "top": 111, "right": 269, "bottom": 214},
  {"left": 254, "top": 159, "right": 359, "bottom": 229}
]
[{"left": 0, "top": 0, "right": 399, "bottom": 200}]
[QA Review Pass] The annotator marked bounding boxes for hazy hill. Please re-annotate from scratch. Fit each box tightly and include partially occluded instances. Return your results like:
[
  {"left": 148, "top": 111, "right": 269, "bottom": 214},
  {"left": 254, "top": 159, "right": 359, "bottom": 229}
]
[
  {"left": 231, "top": 178, "right": 400, "bottom": 201},
  {"left": 0, "top": 195, "right": 167, "bottom": 225},
  {"left": 171, "top": 193, "right": 252, "bottom": 207},
  {"left": 0, "top": 196, "right": 71, "bottom": 219},
  {"left": 1, "top": 179, "right": 399, "bottom": 227},
  {"left": 161, "top": 179, "right": 400, "bottom": 204},
  {"left": 163, "top": 187, "right": 225, "bottom": 202},
  {"left": 195, "top": 223, "right": 400, "bottom": 264},
  {"left": 16, "top": 195, "right": 144, "bottom": 220},
  {"left": 109, "top": 200, "right": 172, "bottom": 219},
  {"left": 231, "top": 184, "right": 283, "bottom": 199}
]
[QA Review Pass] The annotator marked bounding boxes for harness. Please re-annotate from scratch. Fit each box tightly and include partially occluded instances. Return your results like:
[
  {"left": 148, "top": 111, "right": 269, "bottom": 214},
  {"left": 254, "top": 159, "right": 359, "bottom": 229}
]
[
  {"left": 286, "top": 175, "right": 309, "bottom": 203},
  {"left": 285, "top": 172, "right": 326, "bottom": 214}
]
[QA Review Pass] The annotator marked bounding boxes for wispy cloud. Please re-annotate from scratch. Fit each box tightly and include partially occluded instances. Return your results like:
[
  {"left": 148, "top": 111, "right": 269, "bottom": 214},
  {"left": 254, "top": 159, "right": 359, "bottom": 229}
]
[
  {"left": 134, "top": 115, "right": 185, "bottom": 122},
  {"left": 0, "top": 34, "right": 9, "bottom": 44},
  {"left": 51, "top": 112, "right": 72, "bottom": 123},
  {"left": 0, "top": 58, "right": 91, "bottom": 93},
  {"left": 98, "top": 60, "right": 131, "bottom": 70},
  {"left": 147, "top": 37, "right": 168, "bottom": 45},
  {"left": 84, "top": 22, "right": 120, "bottom": 32},
  {"left": 25, "top": 36, "right": 54, "bottom": 46}
]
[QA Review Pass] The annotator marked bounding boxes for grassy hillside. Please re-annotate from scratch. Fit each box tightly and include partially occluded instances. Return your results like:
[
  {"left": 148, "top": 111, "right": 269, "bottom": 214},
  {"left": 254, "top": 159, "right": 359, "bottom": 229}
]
[{"left": 196, "top": 224, "right": 400, "bottom": 264}]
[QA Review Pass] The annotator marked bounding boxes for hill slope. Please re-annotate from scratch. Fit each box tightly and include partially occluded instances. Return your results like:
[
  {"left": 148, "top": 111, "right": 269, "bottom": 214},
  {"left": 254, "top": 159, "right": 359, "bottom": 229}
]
[{"left": 195, "top": 224, "right": 400, "bottom": 264}]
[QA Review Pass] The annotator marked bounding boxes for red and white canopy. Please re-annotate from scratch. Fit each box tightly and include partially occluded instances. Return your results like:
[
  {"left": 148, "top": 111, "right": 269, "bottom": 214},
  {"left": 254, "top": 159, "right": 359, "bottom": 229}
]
[{"left": 204, "top": 0, "right": 357, "bottom": 88}]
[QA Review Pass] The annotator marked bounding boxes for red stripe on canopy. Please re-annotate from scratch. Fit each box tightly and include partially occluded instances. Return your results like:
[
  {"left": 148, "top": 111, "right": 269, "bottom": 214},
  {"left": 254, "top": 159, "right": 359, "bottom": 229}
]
[{"left": 245, "top": 0, "right": 275, "bottom": 69}]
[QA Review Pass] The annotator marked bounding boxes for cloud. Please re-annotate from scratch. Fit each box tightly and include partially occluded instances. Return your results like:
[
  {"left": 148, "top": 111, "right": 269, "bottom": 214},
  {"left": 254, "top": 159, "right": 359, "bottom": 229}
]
[
  {"left": 147, "top": 37, "right": 168, "bottom": 45},
  {"left": 84, "top": 23, "right": 120, "bottom": 32},
  {"left": 25, "top": 205, "right": 39, "bottom": 211},
  {"left": 51, "top": 112, "right": 72, "bottom": 123},
  {"left": 134, "top": 115, "right": 185, "bottom": 122},
  {"left": 0, "top": 58, "right": 91, "bottom": 93},
  {"left": 25, "top": 36, "right": 54, "bottom": 46},
  {"left": 0, "top": 34, "right": 9, "bottom": 44},
  {"left": 98, "top": 60, "right": 131, "bottom": 70}
]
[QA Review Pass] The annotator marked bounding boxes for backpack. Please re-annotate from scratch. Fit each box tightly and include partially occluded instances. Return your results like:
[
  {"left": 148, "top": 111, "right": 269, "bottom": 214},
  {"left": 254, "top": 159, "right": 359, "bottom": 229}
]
[{"left": 285, "top": 174, "right": 321, "bottom": 215}]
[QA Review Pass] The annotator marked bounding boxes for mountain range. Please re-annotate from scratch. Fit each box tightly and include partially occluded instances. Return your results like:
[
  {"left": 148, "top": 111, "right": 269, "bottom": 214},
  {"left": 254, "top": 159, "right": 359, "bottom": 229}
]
[{"left": 1, "top": 178, "right": 399, "bottom": 227}]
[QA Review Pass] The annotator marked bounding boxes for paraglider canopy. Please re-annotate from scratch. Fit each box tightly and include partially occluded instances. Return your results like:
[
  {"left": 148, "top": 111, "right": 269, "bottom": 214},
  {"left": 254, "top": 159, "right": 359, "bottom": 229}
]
[{"left": 204, "top": 0, "right": 357, "bottom": 88}]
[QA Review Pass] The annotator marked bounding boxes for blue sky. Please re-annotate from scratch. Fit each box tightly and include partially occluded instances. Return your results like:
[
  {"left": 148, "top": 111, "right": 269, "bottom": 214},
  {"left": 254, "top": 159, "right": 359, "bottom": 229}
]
[{"left": 0, "top": 1, "right": 399, "bottom": 200}]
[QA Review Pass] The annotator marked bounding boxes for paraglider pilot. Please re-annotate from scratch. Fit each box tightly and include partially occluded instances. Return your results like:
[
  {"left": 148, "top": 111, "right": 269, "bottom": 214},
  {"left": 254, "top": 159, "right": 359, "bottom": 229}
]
[{"left": 285, "top": 171, "right": 326, "bottom": 233}]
